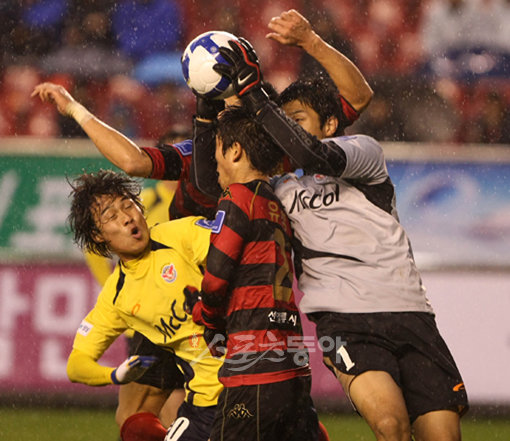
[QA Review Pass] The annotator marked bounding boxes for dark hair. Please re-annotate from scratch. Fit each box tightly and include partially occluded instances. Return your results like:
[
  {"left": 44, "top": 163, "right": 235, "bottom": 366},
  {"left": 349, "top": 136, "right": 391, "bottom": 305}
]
[
  {"left": 217, "top": 105, "right": 284, "bottom": 176},
  {"left": 277, "top": 76, "right": 344, "bottom": 135},
  {"left": 67, "top": 170, "right": 144, "bottom": 258}
]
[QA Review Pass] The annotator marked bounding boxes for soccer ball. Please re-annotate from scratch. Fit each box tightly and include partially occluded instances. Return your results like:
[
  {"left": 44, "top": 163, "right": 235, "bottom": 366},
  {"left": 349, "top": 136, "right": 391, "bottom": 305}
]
[{"left": 181, "top": 31, "right": 238, "bottom": 100}]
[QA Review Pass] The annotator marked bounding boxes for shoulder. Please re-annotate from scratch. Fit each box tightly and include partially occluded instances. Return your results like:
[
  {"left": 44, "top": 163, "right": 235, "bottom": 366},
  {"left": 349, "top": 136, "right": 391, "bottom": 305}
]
[{"left": 151, "top": 217, "right": 212, "bottom": 240}]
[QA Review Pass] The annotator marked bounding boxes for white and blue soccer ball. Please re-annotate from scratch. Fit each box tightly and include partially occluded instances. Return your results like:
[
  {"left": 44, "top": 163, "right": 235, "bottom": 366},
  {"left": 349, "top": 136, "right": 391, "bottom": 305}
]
[{"left": 181, "top": 30, "right": 238, "bottom": 100}]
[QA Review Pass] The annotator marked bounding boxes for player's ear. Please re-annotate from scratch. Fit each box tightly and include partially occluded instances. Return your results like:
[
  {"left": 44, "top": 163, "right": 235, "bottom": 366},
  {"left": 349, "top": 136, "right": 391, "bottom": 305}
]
[
  {"left": 323, "top": 115, "right": 339, "bottom": 137},
  {"left": 231, "top": 141, "right": 243, "bottom": 162}
]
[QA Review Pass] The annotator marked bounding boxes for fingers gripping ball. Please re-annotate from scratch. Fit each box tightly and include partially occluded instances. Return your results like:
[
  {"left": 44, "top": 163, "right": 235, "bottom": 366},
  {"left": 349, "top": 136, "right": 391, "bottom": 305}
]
[
  {"left": 181, "top": 31, "right": 240, "bottom": 100},
  {"left": 111, "top": 355, "right": 158, "bottom": 384},
  {"left": 214, "top": 37, "right": 262, "bottom": 97}
]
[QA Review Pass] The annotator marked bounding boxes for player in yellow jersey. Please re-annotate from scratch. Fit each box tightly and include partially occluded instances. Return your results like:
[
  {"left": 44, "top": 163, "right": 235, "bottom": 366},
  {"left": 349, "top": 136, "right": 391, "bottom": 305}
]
[
  {"left": 66, "top": 169, "right": 222, "bottom": 441},
  {"left": 82, "top": 128, "right": 189, "bottom": 435}
]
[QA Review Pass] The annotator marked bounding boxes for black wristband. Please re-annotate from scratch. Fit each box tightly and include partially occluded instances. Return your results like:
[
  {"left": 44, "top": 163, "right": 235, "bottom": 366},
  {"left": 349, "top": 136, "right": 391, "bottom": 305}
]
[{"left": 241, "top": 87, "right": 269, "bottom": 114}]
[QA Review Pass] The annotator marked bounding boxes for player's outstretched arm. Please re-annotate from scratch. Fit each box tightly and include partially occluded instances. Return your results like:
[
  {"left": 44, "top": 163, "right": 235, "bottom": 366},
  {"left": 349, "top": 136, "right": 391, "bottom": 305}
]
[
  {"left": 31, "top": 82, "right": 153, "bottom": 177},
  {"left": 267, "top": 9, "right": 373, "bottom": 112},
  {"left": 67, "top": 348, "right": 157, "bottom": 386}
]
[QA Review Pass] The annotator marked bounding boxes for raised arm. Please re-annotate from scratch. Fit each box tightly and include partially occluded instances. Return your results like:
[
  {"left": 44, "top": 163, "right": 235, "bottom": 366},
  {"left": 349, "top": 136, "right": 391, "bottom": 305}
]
[
  {"left": 31, "top": 82, "right": 153, "bottom": 177},
  {"left": 267, "top": 9, "right": 373, "bottom": 112}
]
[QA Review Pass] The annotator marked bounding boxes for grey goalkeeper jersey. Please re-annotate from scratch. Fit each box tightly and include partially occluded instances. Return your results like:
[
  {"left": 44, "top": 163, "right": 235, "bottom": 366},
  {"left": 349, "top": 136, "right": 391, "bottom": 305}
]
[{"left": 274, "top": 134, "right": 433, "bottom": 315}]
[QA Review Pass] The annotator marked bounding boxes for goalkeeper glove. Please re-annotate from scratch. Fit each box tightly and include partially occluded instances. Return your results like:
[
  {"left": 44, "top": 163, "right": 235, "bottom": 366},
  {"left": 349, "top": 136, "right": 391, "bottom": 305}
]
[
  {"left": 183, "top": 285, "right": 201, "bottom": 314},
  {"left": 111, "top": 355, "right": 158, "bottom": 385},
  {"left": 203, "top": 327, "right": 227, "bottom": 358},
  {"left": 214, "top": 37, "right": 269, "bottom": 113}
]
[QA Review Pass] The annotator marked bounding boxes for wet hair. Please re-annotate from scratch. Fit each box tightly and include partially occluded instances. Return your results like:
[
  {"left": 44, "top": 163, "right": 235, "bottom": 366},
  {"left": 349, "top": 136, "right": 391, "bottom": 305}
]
[
  {"left": 217, "top": 105, "right": 284, "bottom": 176},
  {"left": 277, "top": 75, "right": 344, "bottom": 135},
  {"left": 67, "top": 169, "right": 144, "bottom": 258}
]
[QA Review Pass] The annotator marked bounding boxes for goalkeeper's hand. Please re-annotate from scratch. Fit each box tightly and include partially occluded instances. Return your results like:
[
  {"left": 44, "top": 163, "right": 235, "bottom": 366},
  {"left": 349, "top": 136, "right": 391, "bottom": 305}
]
[
  {"left": 183, "top": 285, "right": 202, "bottom": 314},
  {"left": 203, "top": 327, "right": 227, "bottom": 358},
  {"left": 111, "top": 355, "right": 158, "bottom": 385},
  {"left": 195, "top": 94, "right": 224, "bottom": 121},
  {"left": 214, "top": 37, "right": 268, "bottom": 111}
]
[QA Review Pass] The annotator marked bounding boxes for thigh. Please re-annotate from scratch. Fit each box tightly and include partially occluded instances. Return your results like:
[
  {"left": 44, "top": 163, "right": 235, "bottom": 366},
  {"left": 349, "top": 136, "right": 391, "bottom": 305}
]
[
  {"left": 396, "top": 313, "right": 468, "bottom": 422},
  {"left": 412, "top": 410, "right": 461, "bottom": 441},
  {"left": 311, "top": 312, "right": 401, "bottom": 384},
  {"left": 349, "top": 370, "right": 410, "bottom": 433},
  {"left": 116, "top": 382, "right": 170, "bottom": 427}
]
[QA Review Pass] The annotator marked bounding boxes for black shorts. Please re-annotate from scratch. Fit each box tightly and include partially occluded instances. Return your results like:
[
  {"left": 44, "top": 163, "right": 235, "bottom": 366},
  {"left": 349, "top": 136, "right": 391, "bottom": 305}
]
[
  {"left": 165, "top": 401, "right": 216, "bottom": 441},
  {"left": 127, "top": 331, "right": 185, "bottom": 390},
  {"left": 210, "top": 376, "right": 318, "bottom": 441},
  {"left": 308, "top": 311, "right": 469, "bottom": 422}
]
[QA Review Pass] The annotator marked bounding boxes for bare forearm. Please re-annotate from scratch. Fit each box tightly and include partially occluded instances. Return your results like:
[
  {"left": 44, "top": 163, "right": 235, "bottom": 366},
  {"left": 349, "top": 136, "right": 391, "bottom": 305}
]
[
  {"left": 32, "top": 82, "right": 153, "bottom": 177},
  {"left": 80, "top": 117, "right": 153, "bottom": 177},
  {"left": 301, "top": 33, "right": 373, "bottom": 112}
]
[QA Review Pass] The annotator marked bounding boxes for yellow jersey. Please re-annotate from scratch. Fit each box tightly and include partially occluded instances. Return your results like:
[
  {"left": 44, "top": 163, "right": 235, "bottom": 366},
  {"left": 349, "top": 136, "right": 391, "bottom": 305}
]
[{"left": 68, "top": 216, "right": 222, "bottom": 407}]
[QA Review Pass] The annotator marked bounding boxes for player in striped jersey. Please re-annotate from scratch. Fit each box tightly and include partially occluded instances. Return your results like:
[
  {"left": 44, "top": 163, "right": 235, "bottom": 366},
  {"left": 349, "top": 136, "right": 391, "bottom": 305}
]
[
  {"left": 218, "top": 11, "right": 469, "bottom": 441},
  {"left": 186, "top": 106, "right": 319, "bottom": 441}
]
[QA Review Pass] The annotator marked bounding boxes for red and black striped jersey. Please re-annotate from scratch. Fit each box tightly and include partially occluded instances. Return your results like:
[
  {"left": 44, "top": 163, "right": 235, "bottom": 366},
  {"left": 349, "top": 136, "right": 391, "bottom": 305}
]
[
  {"left": 142, "top": 140, "right": 217, "bottom": 220},
  {"left": 200, "top": 180, "right": 310, "bottom": 387}
]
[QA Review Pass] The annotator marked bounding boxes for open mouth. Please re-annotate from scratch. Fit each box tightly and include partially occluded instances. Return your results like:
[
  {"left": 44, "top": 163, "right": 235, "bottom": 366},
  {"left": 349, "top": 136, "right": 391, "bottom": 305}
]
[{"left": 131, "top": 226, "right": 140, "bottom": 238}]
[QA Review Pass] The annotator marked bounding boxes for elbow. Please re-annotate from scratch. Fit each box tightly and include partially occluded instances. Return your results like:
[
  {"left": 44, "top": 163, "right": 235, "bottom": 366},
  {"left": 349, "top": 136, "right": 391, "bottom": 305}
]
[
  {"left": 66, "top": 360, "right": 79, "bottom": 383},
  {"left": 356, "top": 87, "right": 374, "bottom": 114},
  {"left": 121, "top": 158, "right": 149, "bottom": 177}
]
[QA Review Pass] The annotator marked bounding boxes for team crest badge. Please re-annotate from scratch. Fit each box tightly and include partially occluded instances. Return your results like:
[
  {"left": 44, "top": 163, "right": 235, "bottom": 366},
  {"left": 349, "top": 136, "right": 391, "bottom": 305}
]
[
  {"left": 189, "top": 332, "right": 200, "bottom": 348},
  {"left": 161, "top": 264, "right": 177, "bottom": 283}
]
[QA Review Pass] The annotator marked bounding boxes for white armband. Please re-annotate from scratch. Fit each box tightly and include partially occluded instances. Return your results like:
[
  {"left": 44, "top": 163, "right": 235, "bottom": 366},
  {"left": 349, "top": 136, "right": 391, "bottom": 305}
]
[{"left": 66, "top": 101, "right": 93, "bottom": 125}]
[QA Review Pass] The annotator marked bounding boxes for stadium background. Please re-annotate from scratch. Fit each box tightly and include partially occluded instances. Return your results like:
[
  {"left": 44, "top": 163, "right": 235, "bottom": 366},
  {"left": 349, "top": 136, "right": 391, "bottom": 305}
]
[{"left": 1, "top": 0, "right": 510, "bottom": 439}]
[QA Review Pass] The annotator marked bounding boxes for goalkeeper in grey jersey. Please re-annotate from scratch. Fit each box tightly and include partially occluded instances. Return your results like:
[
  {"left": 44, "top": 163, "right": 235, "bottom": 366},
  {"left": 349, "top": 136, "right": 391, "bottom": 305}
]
[{"left": 212, "top": 10, "right": 469, "bottom": 441}]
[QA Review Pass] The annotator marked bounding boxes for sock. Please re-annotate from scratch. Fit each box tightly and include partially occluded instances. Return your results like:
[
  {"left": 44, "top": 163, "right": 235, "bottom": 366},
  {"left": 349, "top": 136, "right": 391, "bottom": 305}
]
[
  {"left": 318, "top": 421, "right": 330, "bottom": 441},
  {"left": 120, "top": 412, "right": 167, "bottom": 441}
]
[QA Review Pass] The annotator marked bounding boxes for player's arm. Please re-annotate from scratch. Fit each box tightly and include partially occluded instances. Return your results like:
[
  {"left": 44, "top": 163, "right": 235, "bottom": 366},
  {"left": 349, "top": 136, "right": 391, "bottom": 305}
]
[
  {"left": 267, "top": 9, "right": 373, "bottom": 114},
  {"left": 67, "top": 348, "right": 157, "bottom": 386},
  {"left": 215, "top": 39, "right": 346, "bottom": 176},
  {"left": 31, "top": 82, "right": 153, "bottom": 177},
  {"left": 190, "top": 96, "right": 223, "bottom": 200}
]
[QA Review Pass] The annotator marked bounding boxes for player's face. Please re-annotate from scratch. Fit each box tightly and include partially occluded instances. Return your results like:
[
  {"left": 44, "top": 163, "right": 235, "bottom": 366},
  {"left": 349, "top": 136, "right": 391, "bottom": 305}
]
[
  {"left": 92, "top": 194, "right": 149, "bottom": 262},
  {"left": 282, "top": 99, "right": 326, "bottom": 139}
]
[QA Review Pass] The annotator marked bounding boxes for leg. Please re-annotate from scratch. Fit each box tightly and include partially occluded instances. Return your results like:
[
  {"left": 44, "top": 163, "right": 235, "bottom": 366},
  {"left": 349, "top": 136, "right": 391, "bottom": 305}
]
[
  {"left": 159, "top": 388, "right": 186, "bottom": 427},
  {"left": 116, "top": 382, "right": 170, "bottom": 428},
  {"left": 412, "top": 410, "right": 461, "bottom": 441},
  {"left": 325, "top": 358, "right": 411, "bottom": 441}
]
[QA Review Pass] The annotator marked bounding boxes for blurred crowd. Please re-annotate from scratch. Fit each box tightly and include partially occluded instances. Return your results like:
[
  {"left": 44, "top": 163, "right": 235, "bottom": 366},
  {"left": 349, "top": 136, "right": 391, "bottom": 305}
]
[{"left": 1, "top": 0, "right": 509, "bottom": 144}]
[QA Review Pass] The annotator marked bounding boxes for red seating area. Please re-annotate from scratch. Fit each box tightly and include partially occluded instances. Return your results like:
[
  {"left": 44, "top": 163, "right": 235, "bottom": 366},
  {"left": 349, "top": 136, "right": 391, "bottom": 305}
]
[{"left": 1, "top": 0, "right": 509, "bottom": 144}]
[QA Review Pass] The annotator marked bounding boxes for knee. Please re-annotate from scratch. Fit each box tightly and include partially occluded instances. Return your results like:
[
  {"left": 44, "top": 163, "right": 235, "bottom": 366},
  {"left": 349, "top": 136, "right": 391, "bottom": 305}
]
[{"left": 373, "top": 415, "right": 411, "bottom": 441}]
